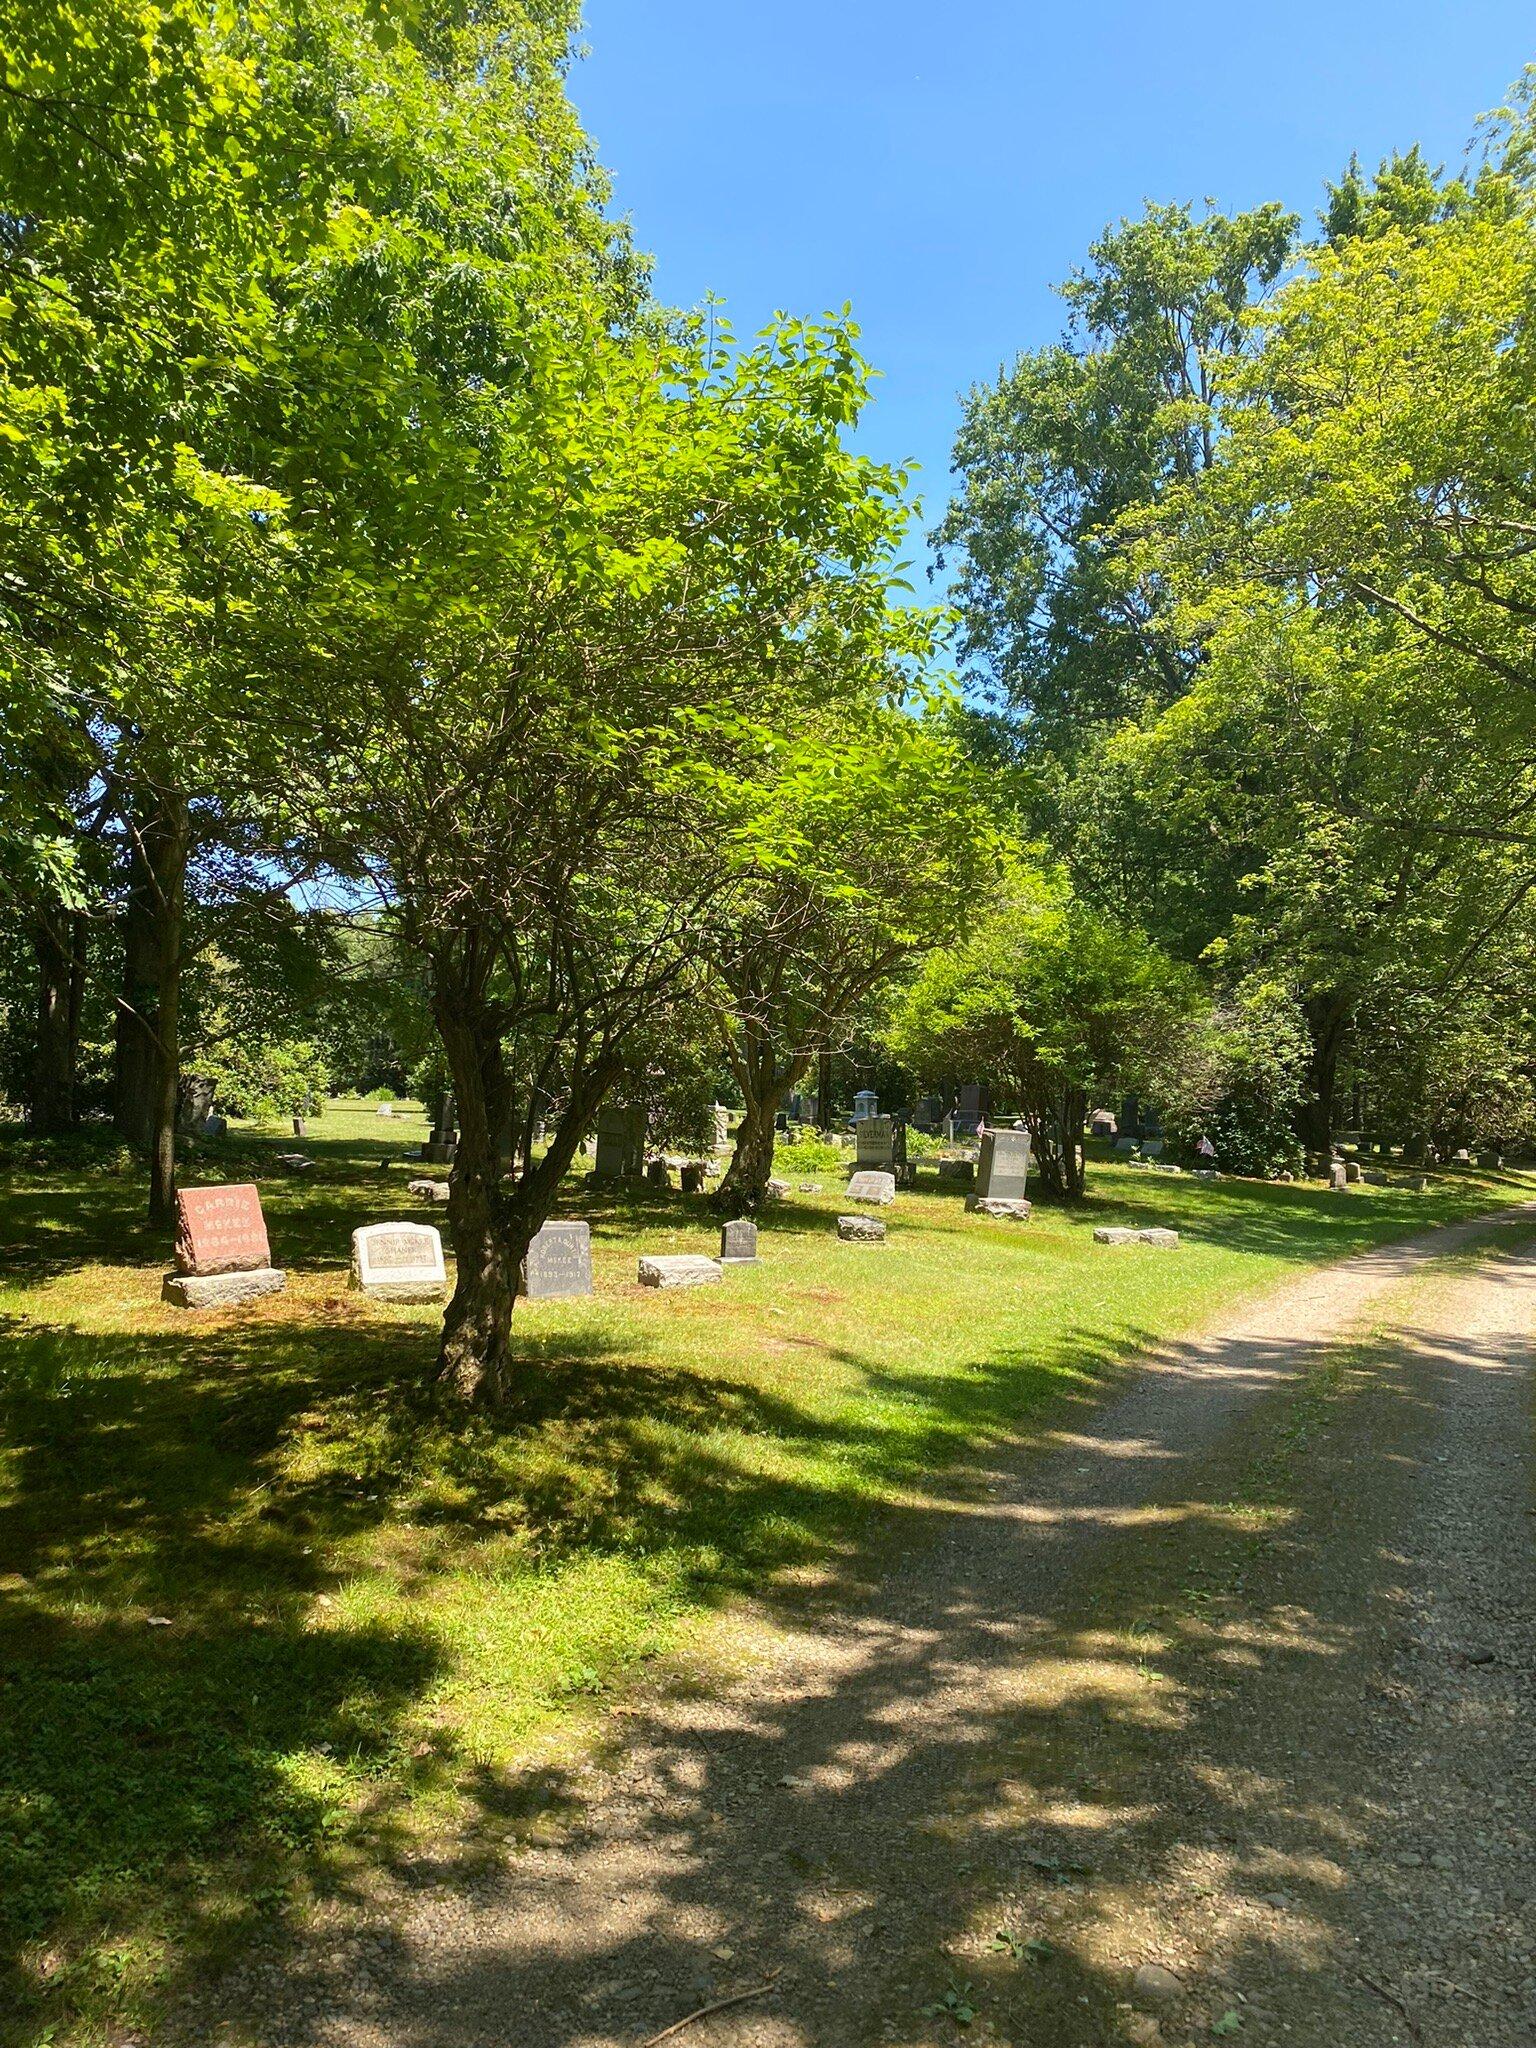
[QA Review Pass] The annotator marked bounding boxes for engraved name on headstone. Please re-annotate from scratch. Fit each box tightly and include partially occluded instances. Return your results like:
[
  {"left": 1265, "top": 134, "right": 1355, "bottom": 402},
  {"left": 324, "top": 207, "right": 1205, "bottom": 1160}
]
[
  {"left": 520, "top": 1221, "right": 594, "bottom": 1300},
  {"left": 351, "top": 1221, "right": 447, "bottom": 1302},
  {"left": 175, "top": 1183, "right": 271, "bottom": 1275}
]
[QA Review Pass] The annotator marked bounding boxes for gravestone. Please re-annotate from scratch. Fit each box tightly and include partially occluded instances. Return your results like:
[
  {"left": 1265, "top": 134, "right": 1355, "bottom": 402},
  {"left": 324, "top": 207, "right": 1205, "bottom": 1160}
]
[
  {"left": 351, "top": 1221, "right": 447, "bottom": 1302},
  {"left": 408, "top": 1177, "right": 450, "bottom": 1203},
  {"left": 1345, "top": 1159, "right": 1362, "bottom": 1184},
  {"left": 680, "top": 1162, "right": 706, "bottom": 1194},
  {"left": 594, "top": 1102, "right": 646, "bottom": 1181},
  {"left": 968, "top": 1127, "right": 1031, "bottom": 1219},
  {"left": 1088, "top": 1108, "right": 1117, "bottom": 1139},
  {"left": 938, "top": 1158, "right": 975, "bottom": 1186},
  {"left": 1114, "top": 1135, "right": 1138, "bottom": 1154},
  {"left": 422, "top": 1090, "right": 458, "bottom": 1166},
  {"left": 199, "top": 1113, "right": 228, "bottom": 1139},
  {"left": 720, "top": 1218, "right": 759, "bottom": 1265},
  {"left": 646, "top": 1157, "right": 672, "bottom": 1190},
  {"left": 275, "top": 1152, "right": 314, "bottom": 1173},
  {"left": 856, "top": 1114, "right": 896, "bottom": 1170},
  {"left": 520, "top": 1221, "right": 593, "bottom": 1299},
  {"left": 1094, "top": 1226, "right": 1180, "bottom": 1248},
  {"left": 846, "top": 1169, "right": 896, "bottom": 1205},
  {"left": 376, "top": 1103, "right": 394, "bottom": 1117},
  {"left": 837, "top": 1214, "right": 886, "bottom": 1243},
  {"left": 711, "top": 1104, "right": 731, "bottom": 1153},
  {"left": 975, "top": 1128, "right": 1031, "bottom": 1200},
  {"left": 1330, "top": 1161, "right": 1348, "bottom": 1191},
  {"left": 163, "top": 1184, "right": 286, "bottom": 1309},
  {"left": 638, "top": 1254, "right": 722, "bottom": 1289}
]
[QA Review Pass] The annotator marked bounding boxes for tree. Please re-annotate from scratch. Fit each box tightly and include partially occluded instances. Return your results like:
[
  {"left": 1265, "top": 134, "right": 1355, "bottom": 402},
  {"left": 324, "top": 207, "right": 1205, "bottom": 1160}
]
[
  {"left": 885, "top": 862, "right": 1198, "bottom": 1197},
  {"left": 702, "top": 700, "right": 991, "bottom": 1210},
  {"left": 935, "top": 202, "right": 1295, "bottom": 773},
  {"left": 292, "top": 289, "right": 930, "bottom": 1403},
  {"left": 1112, "top": 106, "right": 1536, "bottom": 1147}
]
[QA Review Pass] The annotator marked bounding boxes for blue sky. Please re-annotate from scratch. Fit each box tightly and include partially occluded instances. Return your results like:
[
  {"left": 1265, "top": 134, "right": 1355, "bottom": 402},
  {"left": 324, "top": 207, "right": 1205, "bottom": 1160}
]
[{"left": 571, "top": 3, "right": 1534, "bottom": 586}]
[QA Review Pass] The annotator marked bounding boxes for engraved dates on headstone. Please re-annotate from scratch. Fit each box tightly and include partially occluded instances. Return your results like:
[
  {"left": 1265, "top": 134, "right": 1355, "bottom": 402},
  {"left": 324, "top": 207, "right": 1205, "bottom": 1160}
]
[
  {"left": 175, "top": 1183, "right": 271, "bottom": 1275},
  {"left": 520, "top": 1221, "right": 594, "bottom": 1300}
]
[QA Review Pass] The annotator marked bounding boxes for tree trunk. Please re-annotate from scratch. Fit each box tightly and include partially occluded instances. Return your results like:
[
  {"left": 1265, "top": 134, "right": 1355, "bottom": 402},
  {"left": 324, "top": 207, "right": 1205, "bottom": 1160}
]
[
  {"left": 715, "top": 1049, "right": 809, "bottom": 1216},
  {"left": 816, "top": 1049, "right": 833, "bottom": 1131},
  {"left": 115, "top": 786, "right": 188, "bottom": 1160},
  {"left": 437, "top": 1132, "right": 519, "bottom": 1406},
  {"left": 145, "top": 793, "right": 189, "bottom": 1225},
  {"left": 431, "top": 968, "right": 619, "bottom": 1408},
  {"left": 1022, "top": 1083, "right": 1085, "bottom": 1199},
  {"left": 1059, "top": 1085, "right": 1087, "bottom": 1199},
  {"left": 715, "top": 1101, "right": 780, "bottom": 1216},
  {"left": 1299, "top": 993, "right": 1349, "bottom": 1157},
  {"left": 29, "top": 908, "right": 79, "bottom": 1134}
]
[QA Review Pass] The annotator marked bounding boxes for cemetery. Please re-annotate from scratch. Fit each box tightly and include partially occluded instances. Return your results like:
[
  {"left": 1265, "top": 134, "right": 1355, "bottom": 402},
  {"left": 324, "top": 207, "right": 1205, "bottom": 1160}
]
[{"left": 4, "top": 5, "right": 1536, "bottom": 2045}]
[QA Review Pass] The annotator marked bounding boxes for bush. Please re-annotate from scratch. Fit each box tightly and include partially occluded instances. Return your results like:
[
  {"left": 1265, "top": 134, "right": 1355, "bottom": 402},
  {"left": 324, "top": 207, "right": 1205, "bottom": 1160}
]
[
  {"left": 1201, "top": 981, "right": 1309, "bottom": 1177},
  {"left": 214, "top": 1039, "right": 331, "bottom": 1123}
]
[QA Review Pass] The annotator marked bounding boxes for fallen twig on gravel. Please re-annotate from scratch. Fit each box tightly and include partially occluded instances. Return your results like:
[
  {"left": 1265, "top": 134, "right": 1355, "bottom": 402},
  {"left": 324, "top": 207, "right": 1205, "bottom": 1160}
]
[
  {"left": 640, "top": 1971, "right": 781, "bottom": 2045},
  {"left": 1359, "top": 1971, "right": 1419, "bottom": 2037}
]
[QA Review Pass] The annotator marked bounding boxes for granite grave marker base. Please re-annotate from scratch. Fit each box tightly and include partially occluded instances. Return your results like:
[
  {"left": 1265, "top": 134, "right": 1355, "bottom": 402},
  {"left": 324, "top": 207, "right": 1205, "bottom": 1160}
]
[
  {"left": 966, "top": 1195, "right": 1032, "bottom": 1221},
  {"left": 837, "top": 1214, "right": 886, "bottom": 1244},
  {"left": 408, "top": 1177, "right": 451, "bottom": 1203},
  {"left": 1093, "top": 1226, "right": 1180, "bottom": 1248},
  {"left": 521, "top": 1221, "right": 593, "bottom": 1299},
  {"left": 162, "top": 1267, "right": 287, "bottom": 1310},
  {"left": 351, "top": 1222, "right": 447, "bottom": 1302},
  {"left": 638, "top": 1254, "right": 722, "bottom": 1289}
]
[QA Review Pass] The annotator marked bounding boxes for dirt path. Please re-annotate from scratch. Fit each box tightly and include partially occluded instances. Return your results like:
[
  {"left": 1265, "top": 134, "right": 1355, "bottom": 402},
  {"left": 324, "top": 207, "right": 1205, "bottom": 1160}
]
[{"left": 193, "top": 1209, "right": 1536, "bottom": 2048}]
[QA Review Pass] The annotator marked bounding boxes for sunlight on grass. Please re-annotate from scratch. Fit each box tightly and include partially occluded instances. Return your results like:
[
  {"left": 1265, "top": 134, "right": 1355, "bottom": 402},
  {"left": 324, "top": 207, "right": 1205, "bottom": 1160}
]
[{"left": 0, "top": 1102, "right": 1525, "bottom": 2045}]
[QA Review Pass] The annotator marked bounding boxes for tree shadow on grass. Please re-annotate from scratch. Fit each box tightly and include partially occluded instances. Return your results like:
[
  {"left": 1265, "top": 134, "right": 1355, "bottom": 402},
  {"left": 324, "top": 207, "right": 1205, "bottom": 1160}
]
[
  {"left": 0, "top": 1291, "right": 1157, "bottom": 2045},
  {"left": 161, "top": 1302, "right": 1529, "bottom": 2048}
]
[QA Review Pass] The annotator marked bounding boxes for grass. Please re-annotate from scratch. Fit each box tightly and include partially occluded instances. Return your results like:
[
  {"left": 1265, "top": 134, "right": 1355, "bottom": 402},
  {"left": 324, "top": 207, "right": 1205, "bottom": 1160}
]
[{"left": 0, "top": 1099, "right": 1525, "bottom": 2045}]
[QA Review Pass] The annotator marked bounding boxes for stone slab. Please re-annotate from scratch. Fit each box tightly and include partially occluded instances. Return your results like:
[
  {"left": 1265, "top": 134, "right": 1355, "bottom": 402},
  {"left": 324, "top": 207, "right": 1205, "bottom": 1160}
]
[
  {"left": 162, "top": 1266, "right": 287, "bottom": 1310},
  {"left": 845, "top": 1170, "right": 896, "bottom": 1205},
  {"left": 837, "top": 1214, "right": 886, "bottom": 1243},
  {"left": 175, "top": 1183, "right": 271, "bottom": 1275},
  {"left": 638, "top": 1254, "right": 723, "bottom": 1289},
  {"left": 521, "top": 1221, "right": 593, "bottom": 1299},
  {"left": 408, "top": 1177, "right": 451, "bottom": 1203},
  {"left": 351, "top": 1222, "right": 447, "bottom": 1302},
  {"left": 1093, "top": 1226, "right": 1180, "bottom": 1248},
  {"left": 966, "top": 1196, "right": 1032, "bottom": 1220}
]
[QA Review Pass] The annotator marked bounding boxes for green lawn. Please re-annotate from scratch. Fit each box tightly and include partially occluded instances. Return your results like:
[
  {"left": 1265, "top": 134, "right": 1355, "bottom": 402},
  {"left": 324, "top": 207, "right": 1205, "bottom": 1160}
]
[{"left": 0, "top": 1101, "right": 1524, "bottom": 2045}]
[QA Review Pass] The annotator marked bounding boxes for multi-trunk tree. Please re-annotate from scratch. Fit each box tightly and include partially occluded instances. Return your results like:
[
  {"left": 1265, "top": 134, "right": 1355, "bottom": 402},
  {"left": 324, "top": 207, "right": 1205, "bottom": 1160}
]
[{"left": 703, "top": 701, "right": 992, "bottom": 1211}]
